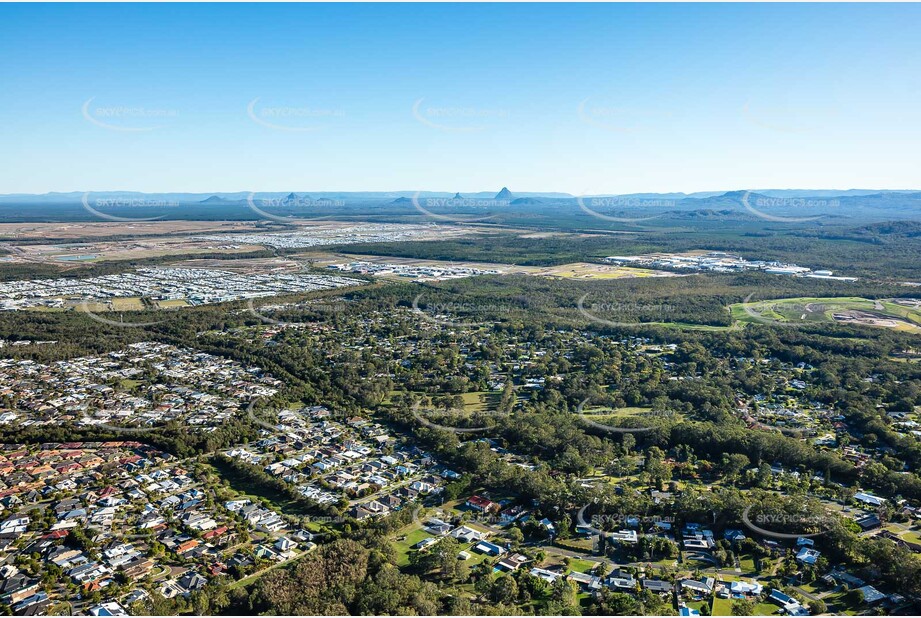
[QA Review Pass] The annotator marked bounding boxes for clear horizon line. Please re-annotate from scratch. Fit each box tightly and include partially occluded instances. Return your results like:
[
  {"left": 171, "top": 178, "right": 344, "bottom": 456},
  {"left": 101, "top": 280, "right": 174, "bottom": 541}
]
[{"left": 4, "top": 187, "right": 921, "bottom": 198}]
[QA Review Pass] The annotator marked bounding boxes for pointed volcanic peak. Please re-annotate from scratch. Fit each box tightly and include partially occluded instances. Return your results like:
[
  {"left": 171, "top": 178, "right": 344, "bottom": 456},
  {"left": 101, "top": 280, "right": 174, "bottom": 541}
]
[
  {"left": 495, "top": 187, "right": 514, "bottom": 200},
  {"left": 200, "top": 195, "right": 230, "bottom": 204},
  {"left": 453, "top": 192, "right": 464, "bottom": 200},
  {"left": 390, "top": 196, "right": 413, "bottom": 204},
  {"left": 283, "top": 192, "right": 299, "bottom": 202}
]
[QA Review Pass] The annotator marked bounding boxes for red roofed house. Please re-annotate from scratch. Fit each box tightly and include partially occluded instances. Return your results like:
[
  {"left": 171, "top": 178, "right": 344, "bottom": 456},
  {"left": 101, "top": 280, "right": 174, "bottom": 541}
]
[
  {"left": 466, "top": 495, "right": 500, "bottom": 514},
  {"left": 202, "top": 526, "right": 229, "bottom": 540}
]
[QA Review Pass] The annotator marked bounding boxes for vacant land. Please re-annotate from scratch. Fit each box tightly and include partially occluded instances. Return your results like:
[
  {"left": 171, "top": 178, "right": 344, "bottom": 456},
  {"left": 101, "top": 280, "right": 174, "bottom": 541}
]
[
  {"left": 534, "top": 261, "right": 674, "bottom": 280},
  {"left": 300, "top": 252, "right": 673, "bottom": 281},
  {"left": 0, "top": 220, "right": 272, "bottom": 241},
  {"left": 731, "top": 296, "right": 921, "bottom": 333}
]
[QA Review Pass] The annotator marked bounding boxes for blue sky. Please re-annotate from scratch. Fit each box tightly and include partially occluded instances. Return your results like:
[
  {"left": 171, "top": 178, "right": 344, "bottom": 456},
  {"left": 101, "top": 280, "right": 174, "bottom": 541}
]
[{"left": 1, "top": 3, "right": 919, "bottom": 194}]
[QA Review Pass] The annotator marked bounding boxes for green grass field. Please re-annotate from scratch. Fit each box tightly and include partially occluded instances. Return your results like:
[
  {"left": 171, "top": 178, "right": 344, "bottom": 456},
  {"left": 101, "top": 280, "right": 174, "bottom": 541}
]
[
  {"left": 711, "top": 597, "right": 733, "bottom": 616},
  {"left": 458, "top": 391, "right": 501, "bottom": 412},
  {"left": 566, "top": 558, "right": 601, "bottom": 574},
  {"left": 738, "top": 555, "right": 758, "bottom": 574},
  {"left": 385, "top": 390, "right": 500, "bottom": 413},
  {"left": 753, "top": 601, "right": 781, "bottom": 616},
  {"left": 730, "top": 296, "right": 921, "bottom": 333},
  {"left": 580, "top": 405, "right": 683, "bottom": 430},
  {"left": 393, "top": 526, "right": 433, "bottom": 567}
]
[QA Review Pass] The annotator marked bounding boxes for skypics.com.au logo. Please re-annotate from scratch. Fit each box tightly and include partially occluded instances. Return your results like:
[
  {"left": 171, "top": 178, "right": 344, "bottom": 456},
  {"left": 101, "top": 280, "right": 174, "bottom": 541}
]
[
  {"left": 246, "top": 293, "right": 347, "bottom": 328},
  {"left": 577, "top": 98, "right": 673, "bottom": 133},
  {"left": 410, "top": 401, "right": 509, "bottom": 436},
  {"left": 412, "top": 98, "right": 510, "bottom": 133},
  {"left": 576, "top": 195, "right": 673, "bottom": 224},
  {"left": 577, "top": 293, "right": 676, "bottom": 329},
  {"left": 411, "top": 293, "right": 513, "bottom": 329},
  {"left": 411, "top": 193, "right": 507, "bottom": 224},
  {"left": 741, "top": 99, "right": 838, "bottom": 135},
  {"left": 247, "top": 97, "right": 345, "bottom": 132},
  {"left": 82, "top": 97, "right": 179, "bottom": 132},
  {"left": 81, "top": 192, "right": 179, "bottom": 222},
  {"left": 574, "top": 398, "right": 673, "bottom": 435},
  {"left": 741, "top": 505, "right": 837, "bottom": 540},
  {"left": 740, "top": 191, "right": 836, "bottom": 223},
  {"left": 738, "top": 293, "right": 824, "bottom": 329},
  {"left": 79, "top": 300, "right": 166, "bottom": 329},
  {"left": 246, "top": 192, "right": 343, "bottom": 224}
]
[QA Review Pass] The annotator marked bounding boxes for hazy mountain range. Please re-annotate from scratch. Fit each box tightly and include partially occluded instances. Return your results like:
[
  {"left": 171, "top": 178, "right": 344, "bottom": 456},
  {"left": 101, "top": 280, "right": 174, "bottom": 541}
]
[
  {"left": 1, "top": 188, "right": 919, "bottom": 225},
  {"left": 2, "top": 188, "right": 916, "bottom": 203}
]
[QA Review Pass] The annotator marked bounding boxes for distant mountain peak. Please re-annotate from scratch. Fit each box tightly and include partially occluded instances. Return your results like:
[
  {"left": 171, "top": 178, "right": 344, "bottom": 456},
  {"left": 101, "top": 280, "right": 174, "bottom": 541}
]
[
  {"left": 453, "top": 192, "right": 464, "bottom": 199},
  {"left": 283, "top": 192, "right": 298, "bottom": 201},
  {"left": 200, "top": 195, "right": 228, "bottom": 203},
  {"left": 495, "top": 187, "right": 514, "bottom": 199}
]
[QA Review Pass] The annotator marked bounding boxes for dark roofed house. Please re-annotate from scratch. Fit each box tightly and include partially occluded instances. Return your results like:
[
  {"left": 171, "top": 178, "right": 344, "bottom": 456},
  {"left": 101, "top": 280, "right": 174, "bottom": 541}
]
[
  {"left": 769, "top": 589, "right": 794, "bottom": 605},
  {"left": 879, "top": 530, "right": 921, "bottom": 553},
  {"left": 349, "top": 506, "right": 374, "bottom": 521},
  {"left": 379, "top": 494, "right": 402, "bottom": 510},
  {"left": 643, "top": 579, "right": 674, "bottom": 593},
  {"left": 178, "top": 572, "right": 207, "bottom": 592},
  {"left": 681, "top": 578, "right": 714, "bottom": 595},
  {"left": 0, "top": 575, "right": 40, "bottom": 605},
  {"left": 855, "top": 513, "right": 881, "bottom": 531}
]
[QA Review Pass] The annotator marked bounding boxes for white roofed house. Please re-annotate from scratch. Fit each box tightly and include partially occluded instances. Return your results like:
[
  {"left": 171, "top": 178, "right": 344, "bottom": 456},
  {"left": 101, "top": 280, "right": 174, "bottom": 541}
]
[
  {"left": 424, "top": 518, "right": 452, "bottom": 535},
  {"left": 568, "top": 571, "right": 603, "bottom": 591},
  {"left": 451, "top": 525, "right": 488, "bottom": 543},
  {"left": 529, "top": 567, "right": 561, "bottom": 583},
  {"left": 795, "top": 546, "right": 821, "bottom": 565},
  {"left": 0, "top": 516, "right": 29, "bottom": 536},
  {"left": 364, "top": 499, "right": 390, "bottom": 515},
  {"left": 854, "top": 492, "right": 886, "bottom": 507},
  {"left": 269, "top": 537, "right": 297, "bottom": 560},
  {"left": 609, "top": 529, "right": 638, "bottom": 543}
]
